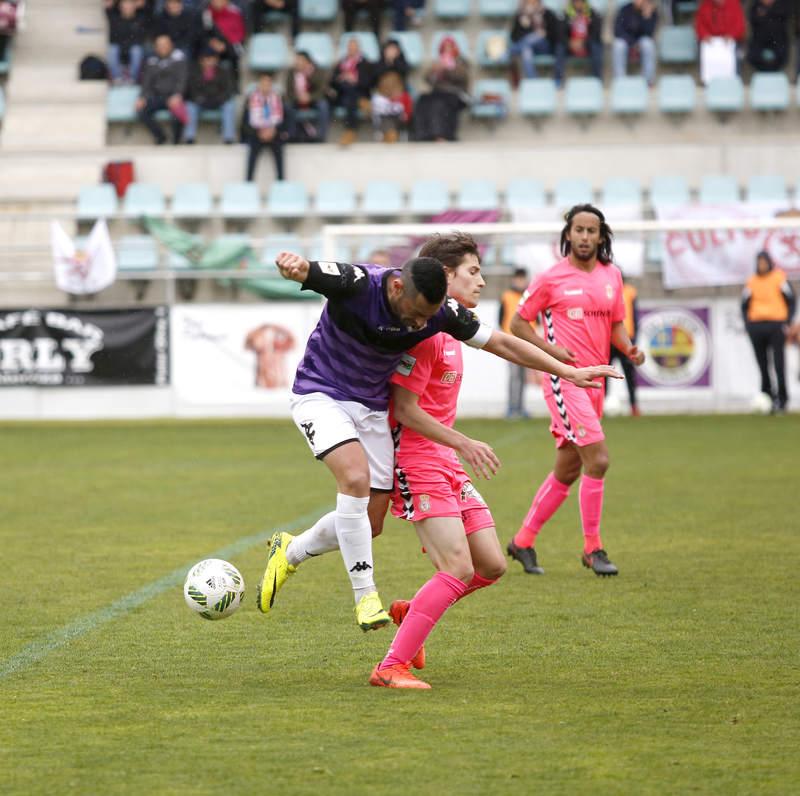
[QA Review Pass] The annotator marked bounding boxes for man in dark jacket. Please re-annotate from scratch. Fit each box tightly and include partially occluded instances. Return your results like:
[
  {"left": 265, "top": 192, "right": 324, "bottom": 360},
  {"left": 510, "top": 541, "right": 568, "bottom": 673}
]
[
  {"left": 509, "top": 0, "right": 561, "bottom": 80},
  {"left": 328, "top": 37, "right": 374, "bottom": 146},
  {"left": 613, "top": 0, "right": 658, "bottom": 85},
  {"left": 150, "top": 0, "right": 201, "bottom": 57},
  {"left": 747, "top": 0, "right": 790, "bottom": 72},
  {"left": 136, "top": 34, "right": 189, "bottom": 144},
  {"left": 284, "top": 51, "right": 330, "bottom": 142},
  {"left": 555, "top": 0, "right": 604, "bottom": 85},
  {"left": 105, "top": 0, "right": 149, "bottom": 83},
  {"left": 183, "top": 49, "right": 237, "bottom": 143}
]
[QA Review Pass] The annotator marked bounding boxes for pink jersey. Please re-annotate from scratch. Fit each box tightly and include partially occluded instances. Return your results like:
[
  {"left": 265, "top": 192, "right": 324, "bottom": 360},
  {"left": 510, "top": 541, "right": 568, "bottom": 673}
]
[
  {"left": 517, "top": 257, "right": 625, "bottom": 376},
  {"left": 389, "top": 333, "right": 462, "bottom": 469}
]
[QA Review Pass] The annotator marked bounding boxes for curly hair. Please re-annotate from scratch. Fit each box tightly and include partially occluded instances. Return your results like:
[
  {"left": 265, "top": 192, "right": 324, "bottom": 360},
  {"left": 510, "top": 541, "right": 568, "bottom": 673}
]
[{"left": 560, "top": 204, "right": 614, "bottom": 264}]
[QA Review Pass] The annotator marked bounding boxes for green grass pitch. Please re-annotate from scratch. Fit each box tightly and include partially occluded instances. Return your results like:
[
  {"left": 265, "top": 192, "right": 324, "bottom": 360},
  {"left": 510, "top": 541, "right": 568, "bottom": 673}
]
[{"left": 1, "top": 415, "right": 798, "bottom": 795}]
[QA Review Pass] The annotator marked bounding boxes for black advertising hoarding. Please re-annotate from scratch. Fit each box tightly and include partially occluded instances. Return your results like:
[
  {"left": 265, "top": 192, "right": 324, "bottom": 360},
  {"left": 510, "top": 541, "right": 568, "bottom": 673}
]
[{"left": 0, "top": 308, "right": 169, "bottom": 386}]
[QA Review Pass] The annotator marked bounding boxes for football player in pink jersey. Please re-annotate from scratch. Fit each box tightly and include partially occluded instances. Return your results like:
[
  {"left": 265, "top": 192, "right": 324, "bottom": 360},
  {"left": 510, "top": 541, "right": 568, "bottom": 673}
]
[
  {"left": 508, "top": 204, "right": 645, "bottom": 578},
  {"left": 369, "top": 232, "right": 621, "bottom": 689}
]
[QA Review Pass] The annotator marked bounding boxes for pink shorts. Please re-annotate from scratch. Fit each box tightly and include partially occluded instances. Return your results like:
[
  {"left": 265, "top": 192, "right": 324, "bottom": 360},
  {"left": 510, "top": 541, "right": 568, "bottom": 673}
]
[
  {"left": 544, "top": 377, "right": 605, "bottom": 448},
  {"left": 391, "top": 460, "right": 495, "bottom": 535}
]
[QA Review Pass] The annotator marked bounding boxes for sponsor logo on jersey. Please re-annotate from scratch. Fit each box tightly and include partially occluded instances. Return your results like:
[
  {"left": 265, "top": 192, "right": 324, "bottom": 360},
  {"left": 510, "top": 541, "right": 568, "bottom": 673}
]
[
  {"left": 606, "top": 284, "right": 614, "bottom": 300},
  {"left": 318, "top": 261, "right": 340, "bottom": 276},
  {"left": 567, "top": 307, "right": 584, "bottom": 320},
  {"left": 444, "top": 349, "right": 455, "bottom": 356},
  {"left": 441, "top": 370, "right": 458, "bottom": 384},
  {"left": 396, "top": 353, "right": 416, "bottom": 376},
  {"left": 564, "top": 288, "right": 583, "bottom": 296}
]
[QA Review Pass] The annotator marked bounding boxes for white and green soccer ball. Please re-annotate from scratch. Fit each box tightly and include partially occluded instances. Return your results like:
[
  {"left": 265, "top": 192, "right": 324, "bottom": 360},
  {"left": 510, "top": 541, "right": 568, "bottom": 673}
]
[{"left": 183, "top": 559, "right": 245, "bottom": 620}]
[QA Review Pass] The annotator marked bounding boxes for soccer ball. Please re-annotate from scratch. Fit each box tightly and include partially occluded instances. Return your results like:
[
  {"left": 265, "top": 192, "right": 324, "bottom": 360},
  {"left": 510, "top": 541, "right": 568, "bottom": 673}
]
[
  {"left": 750, "top": 392, "right": 774, "bottom": 415},
  {"left": 183, "top": 559, "right": 245, "bottom": 620}
]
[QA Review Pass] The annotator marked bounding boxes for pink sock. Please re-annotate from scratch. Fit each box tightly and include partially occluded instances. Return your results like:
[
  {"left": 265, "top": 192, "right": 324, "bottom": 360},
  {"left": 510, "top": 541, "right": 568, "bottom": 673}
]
[
  {"left": 514, "top": 473, "right": 570, "bottom": 548},
  {"left": 459, "top": 572, "right": 497, "bottom": 600},
  {"left": 579, "top": 474, "right": 605, "bottom": 553},
  {"left": 381, "top": 572, "right": 468, "bottom": 668}
]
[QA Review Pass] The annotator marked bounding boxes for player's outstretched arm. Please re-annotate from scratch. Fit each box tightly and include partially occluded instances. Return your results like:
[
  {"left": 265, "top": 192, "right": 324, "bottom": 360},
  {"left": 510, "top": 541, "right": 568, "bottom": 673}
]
[
  {"left": 391, "top": 384, "right": 500, "bottom": 480},
  {"left": 482, "top": 329, "right": 621, "bottom": 389},
  {"left": 275, "top": 251, "right": 310, "bottom": 283},
  {"left": 510, "top": 312, "right": 577, "bottom": 364},
  {"left": 611, "top": 321, "right": 646, "bottom": 366}
]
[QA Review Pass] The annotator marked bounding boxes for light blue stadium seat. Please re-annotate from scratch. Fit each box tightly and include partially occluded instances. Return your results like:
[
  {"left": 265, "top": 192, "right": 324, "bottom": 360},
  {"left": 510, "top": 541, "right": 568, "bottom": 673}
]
[
  {"left": 658, "top": 74, "right": 696, "bottom": 114},
  {"left": 167, "top": 234, "right": 202, "bottom": 270},
  {"left": 248, "top": 33, "right": 290, "bottom": 72},
  {"left": 518, "top": 78, "right": 557, "bottom": 118},
  {"left": 602, "top": 177, "right": 642, "bottom": 207},
  {"left": 220, "top": 182, "right": 261, "bottom": 219},
  {"left": 699, "top": 174, "right": 739, "bottom": 205},
  {"left": 706, "top": 76, "right": 744, "bottom": 114},
  {"left": 746, "top": 174, "right": 787, "bottom": 204},
  {"left": 589, "top": 0, "right": 607, "bottom": 11},
  {"left": 430, "top": 30, "right": 471, "bottom": 61},
  {"left": 659, "top": 26, "right": 697, "bottom": 64},
  {"left": 388, "top": 31, "right": 424, "bottom": 68},
  {"left": 479, "top": 0, "right": 515, "bottom": 16},
  {"left": 506, "top": 178, "right": 546, "bottom": 212},
  {"left": 409, "top": 179, "right": 450, "bottom": 216},
  {"left": 750, "top": 72, "right": 790, "bottom": 112},
  {"left": 307, "top": 237, "right": 352, "bottom": 262},
  {"left": 363, "top": 181, "right": 404, "bottom": 217},
  {"left": 0, "top": 87, "right": 5, "bottom": 119},
  {"left": 477, "top": 30, "right": 510, "bottom": 67},
  {"left": 77, "top": 184, "right": 119, "bottom": 221},
  {"left": 299, "top": 0, "right": 338, "bottom": 22},
  {"left": 457, "top": 179, "right": 499, "bottom": 211},
  {"left": 554, "top": 178, "right": 593, "bottom": 209},
  {"left": 315, "top": 180, "right": 357, "bottom": 218},
  {"left": 471, "top": 78, "right": 512, "bottom": 119},
  {"left": 116, "top": 235, "right": 159, "bottom": 271},
  {"left": 565, "top": 77, "right": 604, "bottom": 117},
  {"left": 261, "top": 233, "right": 304, "bottom": 265},
  {"left": 650, "top": 175, "right": 690, "bottom": 208},
  {"left": 434, "top": 0, "right": 470, "bottom": 18},
  {"left": 542, "top": 0, "right": 562, "bottom": 10},
  {"left": 338, "top": 32, "right": 380, "bottom": 62},
  {"left": 106, "top": 85, "right": 140, "bottom": 123},
  {"left": 123, "top": 183, "right": 166, "bottom": 218},
  {"left": 268, "top": 181, "right": 309, "bottom": 219},
  {"left": 294, "top": 32, "right": 335, "bottom": 69},
  {"left": 172, "top": 183, "right": 213, "bottom": 219},
  {"left": 610, "top": 76, "right": 649, "bottom": 116}
]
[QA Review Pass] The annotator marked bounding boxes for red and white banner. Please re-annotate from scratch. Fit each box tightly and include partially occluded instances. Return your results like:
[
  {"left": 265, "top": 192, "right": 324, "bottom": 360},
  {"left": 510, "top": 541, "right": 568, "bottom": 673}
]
[{"left": 656, "top": 203, "right": 800, "bottom": 289}]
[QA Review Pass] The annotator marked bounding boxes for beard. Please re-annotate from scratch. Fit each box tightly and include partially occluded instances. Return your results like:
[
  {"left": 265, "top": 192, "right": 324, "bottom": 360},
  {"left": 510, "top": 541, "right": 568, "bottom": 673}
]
[{"left": 571, "top": 246, "right": 597, "bottom": 262}]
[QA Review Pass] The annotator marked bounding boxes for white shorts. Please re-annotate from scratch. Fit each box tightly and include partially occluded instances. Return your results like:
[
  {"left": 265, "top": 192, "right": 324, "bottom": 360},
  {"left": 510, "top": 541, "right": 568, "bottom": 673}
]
[{"left": 289, "top": 391, "right": 394, "bottom": 492}]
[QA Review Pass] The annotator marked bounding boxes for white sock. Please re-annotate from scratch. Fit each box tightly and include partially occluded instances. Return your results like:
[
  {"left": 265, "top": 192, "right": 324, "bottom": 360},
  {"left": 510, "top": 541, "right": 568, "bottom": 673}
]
[
  {"left": 286, "top": 511, "right": 339, "bottom": 567},
  {"left": 334, "top": 493, "right": 375, "bottom": 602}
]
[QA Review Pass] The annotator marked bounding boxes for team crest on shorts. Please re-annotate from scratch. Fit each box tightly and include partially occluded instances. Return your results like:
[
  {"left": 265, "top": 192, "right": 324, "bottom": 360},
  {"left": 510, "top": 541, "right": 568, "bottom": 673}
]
[
  {"left": 577, "top": 424, "right": 587, "bottom": 438},
  {"left": 419, "top": 494, "right": 431, "bottom": 512}
]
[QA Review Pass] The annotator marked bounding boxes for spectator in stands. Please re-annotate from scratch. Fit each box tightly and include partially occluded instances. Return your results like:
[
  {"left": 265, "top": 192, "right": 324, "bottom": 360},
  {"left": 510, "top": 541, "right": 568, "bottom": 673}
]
[
  {"left": 136, "top": 34, "right": 189, "bottom": 144},
  {"left": 413, "top": 35, "right": 470, "bottom": 142},
  {"left": 0, "top": 0, "right": 19, "bottom": 62},
  {"left": 151, "top": 0, "right": 200, "bottom": 58},
  {"left": 747, "top": 0, "right": 790, "bottom": 72},
  {"left": 555, "top": 0, "right": 604, "bottom": 85},
  {"left": 742, "top": 250, "right": 795, "bottom": 413},
  {"left": 613, "top": 0, "right": 658, "bottom": 86},
  {"left": 250, "top": 0, "right": 300, "bottom": 40},
  {"left": 341, "top": 0, "right": 383, "bottom": 39},
  {"left": 183, "top": 48, "right": 237, "bottom": 143},
  {"left": 370, "top": 39, "right": 412, "bottom": 143},
  {"left": 245, "top": 73, "right": 287, "bottom": 181},
  {"left": 105, "top": 0, "right": 149, "bottom": 84},
  {"left": 328, "top": 37, "right": 374, "bottom": 146},
  {"left": 201, "top": 0, "right": 246, "bottom": 87},
  {"left": 392, "top": 0, "right": 425, "bottom": 32},
  {"left": 694, "top": 0, "right": 746, "bottom": 83},
  {"left": 284, "top": 51, "right": 330, "bottom": 143},
  {"left": 509, "top": 0, "right": 561, "bottom": 82}
]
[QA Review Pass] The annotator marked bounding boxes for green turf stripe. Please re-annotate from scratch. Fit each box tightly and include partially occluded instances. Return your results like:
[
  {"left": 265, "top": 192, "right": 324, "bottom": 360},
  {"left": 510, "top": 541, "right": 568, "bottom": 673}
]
[{"left": 0, "top": 505, "right": 330, "bottom": 682}]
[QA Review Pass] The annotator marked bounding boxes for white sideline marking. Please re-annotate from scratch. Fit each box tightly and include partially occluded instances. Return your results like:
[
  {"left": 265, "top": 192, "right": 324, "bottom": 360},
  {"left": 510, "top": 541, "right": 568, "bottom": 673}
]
[{"left": 0, "top": 506, "right": 330, "bottom": 681}]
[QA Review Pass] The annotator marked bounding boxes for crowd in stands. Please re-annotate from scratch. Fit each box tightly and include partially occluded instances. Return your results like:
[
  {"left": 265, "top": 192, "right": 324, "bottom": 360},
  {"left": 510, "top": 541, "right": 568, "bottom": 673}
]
[{"left": 101, "top": 0, "right": 800, "bottom": 161}]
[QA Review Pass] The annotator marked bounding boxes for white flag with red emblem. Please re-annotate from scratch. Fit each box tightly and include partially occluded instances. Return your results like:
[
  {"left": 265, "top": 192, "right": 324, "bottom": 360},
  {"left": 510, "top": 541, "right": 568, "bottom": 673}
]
[{"left": 52, "top": 220, "right": 117, "bottom": 295}]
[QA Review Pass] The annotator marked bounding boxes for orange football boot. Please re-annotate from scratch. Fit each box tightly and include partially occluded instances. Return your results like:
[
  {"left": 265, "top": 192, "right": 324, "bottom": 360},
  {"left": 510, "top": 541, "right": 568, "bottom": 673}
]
[
  {"left": 388, "top": 600, "right": 426, "bottom": 670},
  {"left": 369, "top": 663, "right": 431, "bottom": 690}
]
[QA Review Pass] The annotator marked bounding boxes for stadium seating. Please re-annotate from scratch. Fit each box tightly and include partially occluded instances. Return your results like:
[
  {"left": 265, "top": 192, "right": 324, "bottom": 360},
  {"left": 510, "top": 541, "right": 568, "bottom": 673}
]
[
  {"left": 389, "top": 31, "right": 424, "bottom": 68},
  {"left": 261, "top": 233, "right": 303, "bottom": 264},
  {"left": 106, "top": 85, "right": 140, "bottom": 123},
  {"left": 658, "top": 74, "right": 696, "bottom": 115},
  {"left": 248, "top": 33, "right": 291, "bottom": 72},
  {"left": 293, "top": 32, "right": 335, "bottom": 69},
  {"left": 471, "top": 78, "right": 512, "bottom": 120},
  {"left": 434, "top": 0, "right": 471, "bottom": 20},
  {"left": 171, "top": 183, "right": 213, "bottom": 219},
  {"left": 518, "top": 78, "right": 557, "bottom": 119},
  {"left": 116, "top": 235, "right": 159, "bottom": 271},
  {"left": 746, "top": 175, "right": 787, "bottom": 204},
  {"left": 362, "top": 180, "right": 404, "bottom": 217},
  {"left": 658, "top": 26, "right": 697, "bottom": 65},
  {"left": 338, "top": 31, "right": 380, "bottom": 62},
  {"left": 476, "top": 30, "right": 511, "bottom": 68},
  {"left": 650, "top": 175, "right": 690, "bottom": 208},
  {"left": 505, "top": 178, "right": 546, "bottom": 212},
  {"left": 267, "top": 181, "right": 309, "bottom": 219},
  {"left": 456, "top": 178, "right": 499, "bottom": 211},
  {"left": 77, "top": 184, "right": 118, "bottom": 221},
  {"left": 220, "top": 182, "right": 261, "bottom": 220},
  {"left": 602, "top": 177, "right": 642, "bottom": 207},
  {"left": 430, "top": 30, "right": 471, "bottom": 60},
  {"left": 478, "top": 0, "right": 516, "bottom": 17},
  {"left": 564, "top": 77, "right": 604, "bottom": 118},
  {"left": 554, "top": 178, "right": 593, "bottom": 209},
  {"left": 299, "top": 0, "right": 338, "bottom": 23},
  {"left": 610, "top": 76, "right": 649, "bottom": 117},
  {"left": 122, "top": 183, "right": 166, "bottom": 218},
  {"left": 315, "top": 180, "right": 357, "bottom": 218},
  {"left": 699, "top": 174, "right": 739, "bottom": 205},
  {"left": 409, "top": 179, "right": 451, "bottom": 216},
  {"left": 705, "top": 76, "right": 745, "bottom": 115},
  {"left": 750, "top": 72, "right": 790, "bottom": 113},
  {"left": 307, "top": 237, "right": 352, "bottom": 262}
]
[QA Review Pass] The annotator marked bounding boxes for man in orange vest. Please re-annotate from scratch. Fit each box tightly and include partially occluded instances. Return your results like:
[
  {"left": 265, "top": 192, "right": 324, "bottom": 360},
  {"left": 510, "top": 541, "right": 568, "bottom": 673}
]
[
  {"left": 742, "top": 250, "right": 796, "bottom": 413},
  {"left": 499, "top": 268, "right": 530, "bottom": 418}
]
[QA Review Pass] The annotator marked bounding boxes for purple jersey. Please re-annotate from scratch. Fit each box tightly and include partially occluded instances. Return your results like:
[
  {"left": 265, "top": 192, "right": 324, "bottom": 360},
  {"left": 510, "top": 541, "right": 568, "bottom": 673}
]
[{"left": 293, "top": 261, "right": 483, "bottom": 410}]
